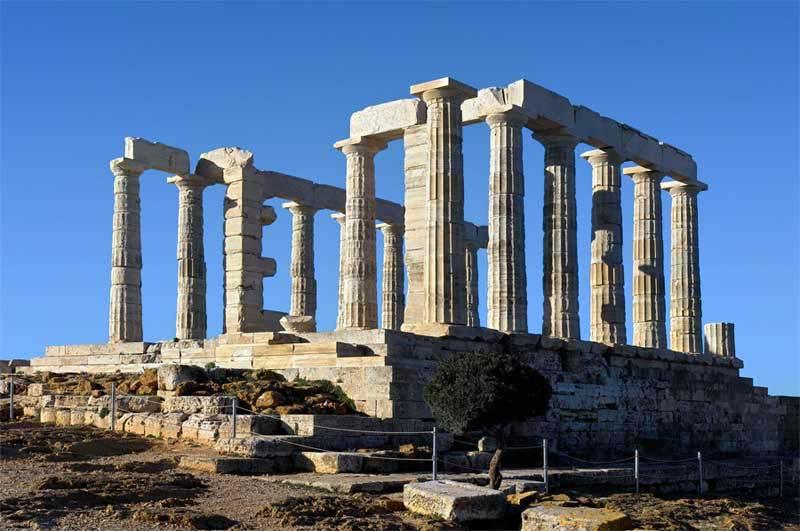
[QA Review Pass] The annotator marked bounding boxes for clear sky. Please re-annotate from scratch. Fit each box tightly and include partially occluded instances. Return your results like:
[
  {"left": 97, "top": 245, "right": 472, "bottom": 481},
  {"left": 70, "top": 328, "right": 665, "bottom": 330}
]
[{"left": 1, "top": 2, "right": 797, "bottom": 395}]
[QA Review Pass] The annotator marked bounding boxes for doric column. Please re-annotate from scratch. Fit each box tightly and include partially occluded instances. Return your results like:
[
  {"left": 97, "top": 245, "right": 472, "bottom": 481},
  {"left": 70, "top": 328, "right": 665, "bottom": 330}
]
[
  {"left": 623, "top": 166, "right": 667, "bottom": 349},
  {"left": 465, "top": 242, "right": 480, "bottom": 327},
  {"left": 169, "top": 174, "right": 211, "bottom": 340},
  {"left": 534, "top": 132, "right": 581, "bottom": 339},
  {"left": 411, "top": 78, "right": 477, "bottom": 325},
  {"left": 663, "top": 180, "right": 707, "bottom": 353},
  {"left": 581, "top": 149, "right": 626, "bottom": 345},
  {"left": 331, "top": 213, "right": 346, "bottom": 330},
  {"left": 334, "top": 136, "right": 387, "bottom": 329},
  {"left": 486, "top": 108, "right": 528, "bottom": 333},
  {"left": 283, "top": 202, "right": 318, "bottom": 323},
  {"left": 109, "top": 157, "right": 146, "bottom": 343},
  {"left": 704, "top": 322, "right": 735, "bottom": 357},
  {"left": 378, "top": 223, "right": 405, "bottom": 331}
]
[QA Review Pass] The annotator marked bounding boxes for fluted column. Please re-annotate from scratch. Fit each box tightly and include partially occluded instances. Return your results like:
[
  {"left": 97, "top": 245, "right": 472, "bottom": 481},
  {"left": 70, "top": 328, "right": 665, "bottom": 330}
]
[
  {"left": 663, "top": 180, "right": 707, "bottom": 353},
  {"left": 170, "top": 174, "right": 210, "bottom": 340},
  {"left": 534, "top": 132, "right": 581, "bottom": 339},
  {"left": 465, "top": 242, "right": 480, "bottom": 327},
  {"left": 378, "top": 223, "right": 405, "bottom": 331},
  {"left": 581, "top": 149, "right": 626, "bottom": 345},
  {"left": 704, "top": 322, "right": 735, "bottom": 357},
  {"left": 283, "top": 202, "right": 318, "bottom": 321},
  {"left": 624, "top": 166, "right": 667, "bottom": 348},
  {"left": 331, "top": 213, "right": 346, "bottom": 329},
  {"left": 109, "top": 157, "right": 147, "bottom": 343},
  {"left": 486, "top": 108, "right": 527, "bottom": 333},
  {"left": 334, "top": 136, "right": 387, "bottom": 329},
  {"left": 411, "top": 78, "right": 477, "bottom": 325}
]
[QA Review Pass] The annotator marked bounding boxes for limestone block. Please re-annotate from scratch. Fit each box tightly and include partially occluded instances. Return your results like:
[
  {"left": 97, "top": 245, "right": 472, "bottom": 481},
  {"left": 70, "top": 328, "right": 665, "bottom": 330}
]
[
  {"left": 660, "top": 143, "right": 697, "bottom": 180},
  {"left": 160, "top": 412, "right": 188, "bottom": 439},
  {"left": 214, "top": 435, "right": 297, "bottom": 458},
  {"left": 69, "top": 409, "right": 86, "bottom": 426},
  {"left": 350, "top": 98, "right": 426, "bottom": 141},
  {"left": 521, "top": 505, "right": 631, "bottom": 530},
  {"left": 40, "top": 407, "right": 56, "bottom": 423},
  {"left": 507, "top": 79, "right": 574, "bottom": 129},
  {"left": 54, "top": 408, "right": 72, "bottom": 426},
  {"left": 573, "top": 106, "right": 623, "bottom": 149},
  {"left": 124, "top": 137, "right": 189, "bottom": 175},
  {"left": 162, "top": 396, "right": 233, "bottom": 415},
  {"left": 124, "top": 413, "right": 150, "bottom": 435},
  {"left": 280, "top": 315, "right": 316, "bottom": 333},
  {"left": 403, "top": 480, "right": 506, "bottom": 522},
  {"left": 620, "top": 125, "right": 661, "bottom": 168},
  {"left": 27, "top": 383, "right": 48, "bottom": 397},
  {"left": 294, "top": 452, "right": 365, "bottom": 474},
  {"left": 195, "top": 147, "right": 253, "bottom": 181},
  {"left": 157, "top": 364, "right": 207, "bottom": 391}
]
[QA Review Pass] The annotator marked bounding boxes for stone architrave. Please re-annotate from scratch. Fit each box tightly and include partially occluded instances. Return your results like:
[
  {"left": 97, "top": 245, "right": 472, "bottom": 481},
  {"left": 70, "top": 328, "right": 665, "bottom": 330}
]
[
  {"left": 410, "top": 77, "right": 478, "bottom": 325},
  {"left": 169, "top": 174, "right": 212, "bottom": 340},
  {"left": 378, "top": 223, "right": 405, "bottom": 331},
  {"left": 534, "top": 132, "right": 581, "bottom": 339},
  {"left": 331, "top": 213, "right": 346, "bottom": 329},
  {"left": 486, "top": 107, "right": 528, "bottom": 333},
  {"left": 465, "top": 242, "right": 480, "bottom": 327},
  {"left": 663, "top": 179, "right": 707, "bottom": 353},
  {"left": 334, "top": 136, "right": 387, "bottom": 329},
  {"left": 624, "top": 166, "right": 667, "bottom": 348},
  {"left": 109, "top": 157, "right": 147, "bottom": 343},
  {"left": 581, "top": 149, "right": 626, "bottom": 345},
  {"left": 282, "top": 202, "right": 318, "bottom": 331}
]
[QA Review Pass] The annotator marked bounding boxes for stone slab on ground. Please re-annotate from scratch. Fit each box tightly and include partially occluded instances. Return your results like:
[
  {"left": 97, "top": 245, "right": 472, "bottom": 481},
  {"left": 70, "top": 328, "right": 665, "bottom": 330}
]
[
  {"left": 264, "top": 472, "right": 424, "bottom": 494},
  {"left": 521, "top": 505, "right": 631, "bottom": 530},
  {"left": 178, "top": 455, "right": 289, "bottom": 475},
  {"left": 403, "top": 480, "right": 506, "bottom": 522},
  {"left": 294, "top": 451, "right": 365, "bottom": 474}
]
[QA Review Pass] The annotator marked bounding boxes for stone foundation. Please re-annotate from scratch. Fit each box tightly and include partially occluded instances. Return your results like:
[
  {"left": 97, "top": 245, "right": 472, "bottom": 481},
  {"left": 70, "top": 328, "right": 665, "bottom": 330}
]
[{"left": 24, "top": 328, "right": 788, "bottom": 459}]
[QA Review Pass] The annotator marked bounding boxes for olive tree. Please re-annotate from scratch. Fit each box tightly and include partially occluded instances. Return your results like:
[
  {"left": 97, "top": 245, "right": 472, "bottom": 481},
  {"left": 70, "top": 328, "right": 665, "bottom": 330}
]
[{"left": 424, "top": 350, "right": 552, "bottom": 489}]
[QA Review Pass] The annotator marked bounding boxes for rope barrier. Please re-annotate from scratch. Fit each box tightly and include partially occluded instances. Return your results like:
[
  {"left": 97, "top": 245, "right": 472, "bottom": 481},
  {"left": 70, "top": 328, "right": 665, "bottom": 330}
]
[{"left": 247, "top": 432, "right": 433, "bottom": 461}]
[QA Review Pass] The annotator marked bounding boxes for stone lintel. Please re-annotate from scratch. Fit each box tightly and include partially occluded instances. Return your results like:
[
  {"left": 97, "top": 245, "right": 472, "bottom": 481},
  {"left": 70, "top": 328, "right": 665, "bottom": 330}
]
[
  {"left": 410, "top": 77, "right": 478, "bottom": 99},
  {"left": 124, "top": 137, "right": 190, "bottom": 175},
  {"left": 661, "top": 179, "right": 709, "bottom": 193},
  {"left": 349, "top": 98, "right": 427, "bottom": 141}
]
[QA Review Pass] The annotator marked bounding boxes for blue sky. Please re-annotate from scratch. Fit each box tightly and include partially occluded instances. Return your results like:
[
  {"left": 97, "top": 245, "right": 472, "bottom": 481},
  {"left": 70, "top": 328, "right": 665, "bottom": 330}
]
[{"left": 1, "top": 2, "right": 797, "bottom": 396}]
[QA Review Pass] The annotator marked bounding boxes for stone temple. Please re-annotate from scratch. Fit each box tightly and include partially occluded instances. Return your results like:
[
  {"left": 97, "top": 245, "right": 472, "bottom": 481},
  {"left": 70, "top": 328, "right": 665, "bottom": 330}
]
[{"left": 25, "top": 76, "right": 796, "bottom": 458}]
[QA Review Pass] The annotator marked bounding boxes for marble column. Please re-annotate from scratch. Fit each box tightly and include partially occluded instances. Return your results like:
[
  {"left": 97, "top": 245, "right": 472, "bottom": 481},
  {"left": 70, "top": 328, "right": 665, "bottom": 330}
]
[
  {"left": 334, "top": 136, "right": 387, "bottom": 329},
  {"left": 534, "top": 132, "right": 581, "bottom": 339},
  {"left": 623, "top": 166, "right": 667, "bottom": 349},
  {"left": 109, "top": 157, "right": 147, "bottom": 343},
  {"left": 465, "top": 242, "right": 480, "bottom": 327},
  {"left": 704, "top": 322, "right": 735, "bottom": 357},
  {"left": 170, "top": 174, "right": 210, "bottom": 340},
  {"left": 331, "top": 213, "right": 346, "bottom": 330},
  {"left": 581, "top": 149, "right": 626, "bottom": 345},
  {"left": 411, "top": 78, "right": 477, "bottom": 325},
  {"left": 663, "top": 180, "right": 707, "bottom": 353},
  {"left": 378, "top": 223, "right": 405, "bottom": 331},
  {"left": 283, "top": 202, "right": 318, "bottom": 323},
  {"left": 486, "top": 108, "right": 528, "bottom": 333}
]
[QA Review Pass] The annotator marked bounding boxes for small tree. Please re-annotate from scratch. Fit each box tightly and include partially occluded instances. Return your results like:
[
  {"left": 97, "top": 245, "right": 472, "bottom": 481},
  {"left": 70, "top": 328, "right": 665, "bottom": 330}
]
[{"left": 424, "top": 351, "right": 552, "bottom": 489}]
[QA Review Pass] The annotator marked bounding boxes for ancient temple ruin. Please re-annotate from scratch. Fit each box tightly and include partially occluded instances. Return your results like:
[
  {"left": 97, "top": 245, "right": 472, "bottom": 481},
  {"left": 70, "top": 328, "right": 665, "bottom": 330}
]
[{"left": 26, "top": 76, "right": 791, "bottom": 457}]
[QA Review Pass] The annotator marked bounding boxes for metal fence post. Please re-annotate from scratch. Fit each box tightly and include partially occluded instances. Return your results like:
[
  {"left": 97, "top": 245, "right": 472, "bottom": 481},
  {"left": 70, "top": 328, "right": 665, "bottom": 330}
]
[
  {"left": 432, "top": 426, "right": 438, "bottom": 481},
  {"left": 543, "top": 438, "right": 549, "bottom": 494},
  {"left": 635, "top": 449, "right": 640, "bottom": 494},
  {"left": 9, "top": 376, "right": 14, "bottom": 421},
  {"left": 110, "top": 382, "right": 117, "bottom": 432},
  {"left": 780, "top": 460, "right": 784, "bottom": 498},
  {"left": 231, "top": 396, "right": 238, "bottom": 439},
  {"left": 697, "top": 451, "right": 703, "bottom": 496}
]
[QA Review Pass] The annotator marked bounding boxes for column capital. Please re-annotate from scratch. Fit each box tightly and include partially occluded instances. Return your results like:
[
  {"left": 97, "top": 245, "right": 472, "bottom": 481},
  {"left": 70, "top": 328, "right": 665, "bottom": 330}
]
[
  {"left": 334, "top": 136, "right": 387, "bottom": 155},
  {"left": 485, "top": 105, "right": 527, "bottom": 128},
  {"left": 532, "top": 130, "right": 580, "bottom": 150},
  {"left": 282, "top": 201, "right": 318, "bottom": 216},
  {"left": 167, "top": 173, "right": 215, "bottom": 189},
  {"left": 661, "top": 179, "right": 709, "bottom": 195},
  {"left": 580, "top": 148, "right": 625, "bottom": 166},
  {"left": 410, "top": 77, "right": 477, "bottom": 103},
  {"left": 377, "top": 222, "right": 404, "bottom": 235},
  {"left": 110, "top": 157, "right": 147, "bottom": 178},
  {"left": 623, "top": 165, "right": 664, "bottom": 181},
  {"left": 330, "top": 212, "right": 345, "bottom": 225}
]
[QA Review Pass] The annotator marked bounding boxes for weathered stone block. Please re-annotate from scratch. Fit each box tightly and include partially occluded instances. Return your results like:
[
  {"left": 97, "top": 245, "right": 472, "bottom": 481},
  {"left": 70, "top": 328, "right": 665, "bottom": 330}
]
[
  {"left": 125, "top": 137, "right": 190, "bottom": 174},
  {"left": 350, "top": 99, "right": 426, "bottom": 141},
  {"left": 521, "top": 505, "right": 631, "bottom": 530},
  {"left": 403, "top": 480, "right": 506, "bottom": 522}
]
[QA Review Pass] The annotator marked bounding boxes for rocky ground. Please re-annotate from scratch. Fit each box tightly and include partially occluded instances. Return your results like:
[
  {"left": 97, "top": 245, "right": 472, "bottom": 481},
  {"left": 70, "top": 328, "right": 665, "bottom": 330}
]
[{"left": 1, "top": 421, "right": 797, "bottom": 530}]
